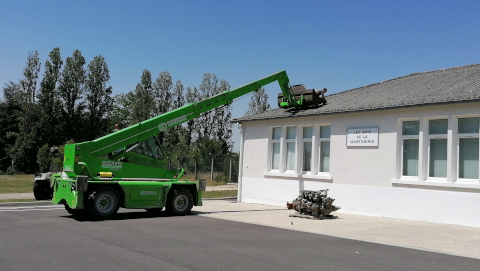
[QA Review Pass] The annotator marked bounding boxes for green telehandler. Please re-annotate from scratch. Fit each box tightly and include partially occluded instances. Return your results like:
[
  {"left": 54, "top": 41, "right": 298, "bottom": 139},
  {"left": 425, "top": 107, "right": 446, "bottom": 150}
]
[{"left": 32, "top": 70, "right": 326, "bottom": 219}]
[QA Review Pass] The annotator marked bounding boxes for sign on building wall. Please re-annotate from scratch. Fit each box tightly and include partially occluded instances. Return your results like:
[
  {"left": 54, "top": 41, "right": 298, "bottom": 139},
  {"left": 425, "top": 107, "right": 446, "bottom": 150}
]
[{"left": 346, "top": 127, "right": 379, "bottom": 146}]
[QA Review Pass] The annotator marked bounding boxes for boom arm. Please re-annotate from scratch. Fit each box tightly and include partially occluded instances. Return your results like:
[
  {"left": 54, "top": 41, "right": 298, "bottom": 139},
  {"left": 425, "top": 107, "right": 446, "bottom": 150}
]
[{"left": 76, "top": 70, "right": 302, "bottom": 158}]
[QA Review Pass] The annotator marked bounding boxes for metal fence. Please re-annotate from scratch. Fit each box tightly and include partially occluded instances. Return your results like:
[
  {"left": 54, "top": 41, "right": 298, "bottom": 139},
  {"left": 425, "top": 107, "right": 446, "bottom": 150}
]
[{"left": 170, "top": 154, "right": 239, "bottom": 183}]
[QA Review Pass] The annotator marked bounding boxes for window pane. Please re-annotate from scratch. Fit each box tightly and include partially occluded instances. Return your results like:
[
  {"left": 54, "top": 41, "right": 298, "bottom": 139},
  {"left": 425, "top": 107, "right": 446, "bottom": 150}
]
[
  {"left": 320, "top": 126, "right": 331, "bottom": 138},
  {"left": 272, "top": 127, "right": 281, "bottom": 140},
  {"left": 303, "top": 127, "right": 313, "bottom": 139},
  {"left": 320, "top": 141, "right": 330, "bottom": 172},
  {"left": 458, "top": 117, "right": 479, "bottom": 134},
  {"left": 429, "top": 138, "right": 447, "bottom": 177},
  {"left": 429, "top": 119, "right": 448, "bottom": 135},
  {"left": 403, "top": 139, "right": 419, "bottom": 176},
  {"left": 402, "top": 121, "right": 419, "bottom": 135},
  {"left": 459, "top": 138, "right": 479, "bottom": 179},
  {"left": 286, "top": 127, "right": 296, "bottom": 139},
  {"left": 303, "top": 142, "right": 312, "bottom": 171},
  {"left": 272, "top": 143, "right": 280, "bottom": 170},
  {"left": 286, "top": 142, "right": 296, "bottom": 170}
]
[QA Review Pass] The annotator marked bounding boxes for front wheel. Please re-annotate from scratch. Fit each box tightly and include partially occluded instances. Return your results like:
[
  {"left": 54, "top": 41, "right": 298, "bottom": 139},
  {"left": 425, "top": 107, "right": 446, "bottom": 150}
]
[
  {"left": 145, "top": 208, "right": 164, "bottom": 216},
  {"left": 64, "top": 204, "right": 85, "bottom": 217},
  {"left": 86, "top": 187, "right": 119, "bottom": 219},
  {"left": 166, "top": 189, "right": 193, "bottom": 216}
]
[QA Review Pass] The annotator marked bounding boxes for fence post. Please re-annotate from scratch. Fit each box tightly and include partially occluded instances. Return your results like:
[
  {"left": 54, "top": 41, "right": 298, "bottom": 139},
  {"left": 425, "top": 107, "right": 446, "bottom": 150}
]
[
  {"left": 210, "top": 156, "right": 214, "bottom": 182},
  {"left": 194, "top": 159, "right": 197, "bottom": 180},
  {"left": 229, "top": 158, "right": 232, "bottom": 183}
]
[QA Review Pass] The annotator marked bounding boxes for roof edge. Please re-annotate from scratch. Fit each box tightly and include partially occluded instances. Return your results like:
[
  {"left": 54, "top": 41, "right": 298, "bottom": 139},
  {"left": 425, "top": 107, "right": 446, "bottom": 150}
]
[{"left": 231, "top": 99, "right": 480, "bottom": 124}]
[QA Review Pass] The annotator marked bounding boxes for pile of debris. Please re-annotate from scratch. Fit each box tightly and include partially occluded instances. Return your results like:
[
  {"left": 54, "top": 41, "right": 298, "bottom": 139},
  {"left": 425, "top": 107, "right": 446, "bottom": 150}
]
[{"left": 287, "top": 189, "right": 340, "bottom": 219}]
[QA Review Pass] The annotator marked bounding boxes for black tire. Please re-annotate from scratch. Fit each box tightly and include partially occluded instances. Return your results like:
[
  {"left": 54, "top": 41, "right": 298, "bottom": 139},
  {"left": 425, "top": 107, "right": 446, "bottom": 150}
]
[
  {"left": 145, "top": 208, "right": 164, "bottom": 216},
  {"left": 86, "top": 187, "right": 119, "bottom": 219},
  {"left": 166, "top": 189, "right": 193, "bottom": 216},
  {"left": 64, "top": 204, "right": 85, "bottom": 217},
  {"left": 33, "top": 180, "right": 53, "bottom": 200}
]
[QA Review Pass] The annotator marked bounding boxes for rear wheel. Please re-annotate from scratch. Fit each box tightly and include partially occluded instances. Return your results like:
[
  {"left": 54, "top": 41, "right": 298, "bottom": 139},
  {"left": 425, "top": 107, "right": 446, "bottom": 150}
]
[
  {"left": 33, "top": 180, "right": 53, "bottom": 200},
  {"left": 166, "top": 189, "right": 193, "bottom": 216},
  {"left": 86, "top": 187, "right": 119, "bottom": 219}
]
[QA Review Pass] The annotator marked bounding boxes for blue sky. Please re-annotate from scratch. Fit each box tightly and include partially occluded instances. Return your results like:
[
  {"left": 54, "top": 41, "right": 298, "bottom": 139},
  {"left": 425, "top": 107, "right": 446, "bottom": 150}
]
[{"left": 1, "top": 1, "right": 479, "bottom": 151}]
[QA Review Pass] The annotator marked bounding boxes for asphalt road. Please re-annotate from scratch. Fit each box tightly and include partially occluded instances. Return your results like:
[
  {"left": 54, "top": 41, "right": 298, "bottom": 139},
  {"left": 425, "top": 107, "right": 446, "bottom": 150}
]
[{"left": 0, "top": 202, "right": 478, "bottom": 271}]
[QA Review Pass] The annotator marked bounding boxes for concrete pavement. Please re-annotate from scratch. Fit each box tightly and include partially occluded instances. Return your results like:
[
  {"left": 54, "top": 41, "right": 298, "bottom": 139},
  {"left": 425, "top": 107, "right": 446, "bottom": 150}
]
[
  {"left": 197, "top": 200, "right": 480, "bottom": 259},
  {"left": 2, "top": 183, "right": 480, "bottom": 260}
]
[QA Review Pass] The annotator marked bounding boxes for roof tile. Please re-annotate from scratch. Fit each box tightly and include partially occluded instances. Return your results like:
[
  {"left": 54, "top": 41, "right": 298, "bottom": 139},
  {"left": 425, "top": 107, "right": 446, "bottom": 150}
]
[{"left": 234, "top": 64, "right": 480, "bottom": 122}]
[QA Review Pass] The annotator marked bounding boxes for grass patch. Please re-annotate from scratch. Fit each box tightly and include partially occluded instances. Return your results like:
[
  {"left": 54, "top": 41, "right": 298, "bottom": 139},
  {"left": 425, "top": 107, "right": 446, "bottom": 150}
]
[
  {"left": 0, "top": 175, "right": 34, "bottom": 193},
  {"left": 182, "top": 173, "right": 230, "bottom": 186},
  {"left": 0, "top": 199, "right": 39, "bottom": 203},
  {"left": 202, "top": 190, "right": 237, "bottom": 198}
]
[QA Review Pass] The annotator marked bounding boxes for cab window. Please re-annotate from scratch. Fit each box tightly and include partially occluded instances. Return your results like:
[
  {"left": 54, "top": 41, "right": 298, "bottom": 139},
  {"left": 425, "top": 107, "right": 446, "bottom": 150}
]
[{"left": 129, "top": 136, "right": 164, "bottom": 160}]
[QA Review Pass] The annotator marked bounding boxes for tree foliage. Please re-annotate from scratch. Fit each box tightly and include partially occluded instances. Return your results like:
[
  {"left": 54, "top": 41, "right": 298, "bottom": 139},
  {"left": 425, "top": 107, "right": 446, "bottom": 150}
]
[
  {"left": 8, "top": 51, "right": 42, "bottom": 173},
  {"left": 1, "top": 48, "right": 242, "bottom": 174},
  {"left": 38, "top": 47, "right": 63, "bottom": 146},
  {"left": 245, "top": 87, "right": 270, "bottom": 116},
  {"left": 84, "top": 55, "right": 113, "bottom": 141},
  {"left": 132, "top": 69, "right": 155, "bottom": 123},
  {"left": 58, "top": 50, "right": 86, "bottom": 142}
]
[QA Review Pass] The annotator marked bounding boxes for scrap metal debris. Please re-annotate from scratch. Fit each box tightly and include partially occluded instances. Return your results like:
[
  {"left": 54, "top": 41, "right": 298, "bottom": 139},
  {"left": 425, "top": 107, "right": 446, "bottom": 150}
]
[{"left": 287, "top": 189, "right": 340, "bottom": 220}]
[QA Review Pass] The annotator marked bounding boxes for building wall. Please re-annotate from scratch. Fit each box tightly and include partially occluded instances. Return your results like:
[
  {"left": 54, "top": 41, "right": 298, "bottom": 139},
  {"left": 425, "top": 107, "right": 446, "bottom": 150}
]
[{"left": 239, "top": 102, "right": 480, "bottom": 227}]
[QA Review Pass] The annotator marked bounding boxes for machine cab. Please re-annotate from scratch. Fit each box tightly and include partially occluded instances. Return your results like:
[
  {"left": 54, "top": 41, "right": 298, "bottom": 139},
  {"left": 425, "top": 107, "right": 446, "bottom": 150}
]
[{"left": 111, "top": 135, "right": 167, "bottom": 169}]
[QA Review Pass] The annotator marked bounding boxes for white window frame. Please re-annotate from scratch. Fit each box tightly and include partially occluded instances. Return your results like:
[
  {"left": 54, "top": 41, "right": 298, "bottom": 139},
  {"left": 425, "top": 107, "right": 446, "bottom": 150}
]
[
  {"left": 317, "top": 125, "right": 331, "bottom": 175},
  {"left": 284, "top": 126, "right": 297, "bottom": 173},
  {"left": 394, "top": 114, "right": 480, "bottom": 189},
  {"left": 301, "top": 126, "right": 313, "bottom": 174},
  {"left": 455, "top": 115, "right": 480, "bottom": 184},
  {"left": 267, "top": 126, "right": 283, "bottom": 173},
  {"left": 400, "top": 119, "right": 421, "bottom": 180},
  {"left": 426, "top": 118, "right": 449, "bottom": 182}
]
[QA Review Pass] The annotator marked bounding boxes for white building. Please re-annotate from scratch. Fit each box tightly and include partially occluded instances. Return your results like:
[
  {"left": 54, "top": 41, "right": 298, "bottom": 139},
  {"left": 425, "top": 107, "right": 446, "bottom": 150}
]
[{"left": 233, "top": 64, "right": 480, "bottom": 227}]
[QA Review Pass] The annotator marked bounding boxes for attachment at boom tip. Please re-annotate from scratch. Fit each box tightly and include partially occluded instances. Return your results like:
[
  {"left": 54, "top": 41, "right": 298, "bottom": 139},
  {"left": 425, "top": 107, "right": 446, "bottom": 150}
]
[{"left": 278, "top": 85, "right": 327, "bottom": 108}]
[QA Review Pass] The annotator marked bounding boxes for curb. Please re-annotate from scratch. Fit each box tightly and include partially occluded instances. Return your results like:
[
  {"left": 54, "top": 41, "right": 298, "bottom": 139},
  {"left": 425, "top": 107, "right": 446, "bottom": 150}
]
[
  {"left": 203, "top": 197, "right": 237, "bottom": 201},
  {"left": 0, "top": 200, "right": 50, "bottom": 206}
]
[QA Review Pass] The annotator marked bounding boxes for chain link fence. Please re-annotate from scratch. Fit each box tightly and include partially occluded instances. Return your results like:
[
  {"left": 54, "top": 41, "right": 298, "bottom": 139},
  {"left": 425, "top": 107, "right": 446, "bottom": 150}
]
[{"left": 170, "top": 154, "right": 239, "bottom": 183}]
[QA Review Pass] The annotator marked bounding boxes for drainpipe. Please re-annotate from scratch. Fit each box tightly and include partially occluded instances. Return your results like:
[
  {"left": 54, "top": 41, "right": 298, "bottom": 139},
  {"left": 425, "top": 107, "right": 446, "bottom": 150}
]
[{"left": 237, "top": 123, "right": 244, "bottom": 203}]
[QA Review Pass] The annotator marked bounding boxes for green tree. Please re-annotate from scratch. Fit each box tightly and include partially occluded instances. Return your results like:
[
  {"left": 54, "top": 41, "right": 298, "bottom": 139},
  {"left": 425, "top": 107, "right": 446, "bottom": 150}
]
[
  {"left": 245, "top": 87, "right": 270, "bottom": 116},
  {"left": 153, "top": 71, "right": 173, "bottom": 116},
  {"left": 8, "top": 51, "right": 42, "bottom": 173},
  {"left": 38, "top": 47, "right": 63, "bottom": 146},
  {"left": 132, "top": 69, "right": 155, "bottom": 123},
  {"left": 0, "top": 82, "right": 22, "bottom": 171},
  {"left": 163, "top": 80, "right": 186, "bottom": 151},
  {"left": 212, "top": 79, "right": 233, "bottom": 153},
  {"left": 19, "top": 51, "right": 41, "bottom": 104},
  {"left": 172, "top": 80, "right": 185, "bottom": 110},
  {"left": 110, "top": 92, "right": 136, "bottom": 129},
  {"left": 196, "top": 73, "right": 233, "bottom": 153},
  {"left": 58, "top": 50, "right": 86, "bottom": 142},
  {"left": 37, "top": 144, "right": 52, "bottom": 172},
  {"left": 198, "top": 73, "right": 218, "bottom": 139},
  {"left": 153, "top": 71, "right": 173, "bottom": 145},
  {"left": 84, "top": 55, "right": 113, "bottom": 140},
  {"left": 169, "top": 128, "right": 189, "bottom": 168},
  {"left": 184, "top": 86, "right": 199, "bottom": 148}
]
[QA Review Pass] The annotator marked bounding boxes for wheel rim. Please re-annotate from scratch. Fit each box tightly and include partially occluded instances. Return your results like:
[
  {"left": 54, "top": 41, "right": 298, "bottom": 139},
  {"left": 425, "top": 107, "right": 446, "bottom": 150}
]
[
  {"left": 96, "top": 194, "right": 115, "bottom": 214},
  {"left": 174, "top": 195, "right": 188, "bottom": 212}
]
